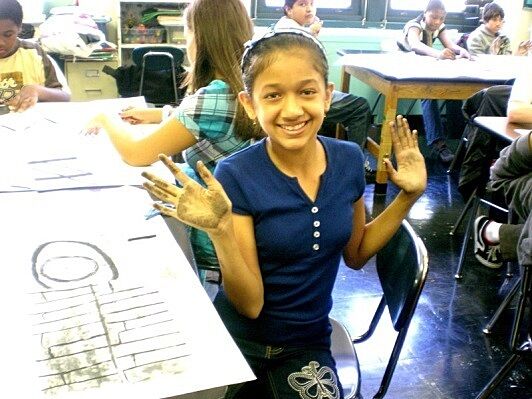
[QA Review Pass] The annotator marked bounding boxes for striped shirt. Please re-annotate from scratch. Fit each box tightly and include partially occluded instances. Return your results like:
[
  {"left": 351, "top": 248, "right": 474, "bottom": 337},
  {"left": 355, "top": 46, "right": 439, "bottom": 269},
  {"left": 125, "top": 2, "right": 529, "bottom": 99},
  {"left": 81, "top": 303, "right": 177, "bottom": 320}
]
[{"left": 173, "top": 79, "right": 250, "bottom": 182}]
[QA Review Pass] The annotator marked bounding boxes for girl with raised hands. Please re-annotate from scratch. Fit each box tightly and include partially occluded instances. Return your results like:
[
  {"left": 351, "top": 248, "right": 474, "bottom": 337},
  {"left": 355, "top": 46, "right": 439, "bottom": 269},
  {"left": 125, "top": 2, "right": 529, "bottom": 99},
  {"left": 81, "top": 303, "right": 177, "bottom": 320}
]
[{"left": 143, "top": 29, "right": 426, "bottom": 399}]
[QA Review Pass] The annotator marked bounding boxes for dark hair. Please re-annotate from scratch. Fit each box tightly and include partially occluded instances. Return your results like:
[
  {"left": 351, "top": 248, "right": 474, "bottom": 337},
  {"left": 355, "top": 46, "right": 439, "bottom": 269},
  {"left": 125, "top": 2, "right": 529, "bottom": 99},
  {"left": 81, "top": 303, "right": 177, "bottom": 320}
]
[
  {"left": 425, "top": 0, "right": 446, "bottom": 13},
  {"left": 0, "top": 0, "right": 23, "bottom": 26},
  {"left": 241, "top": 30, "right": 329, "bottom": 95},
  {"left": 283, "top": 0, "right": 298, "bottom": 16},
  {"left": 482, "top": 3, "right": 504, "bottom": 22},
  {"left": 183, "top": 0, "right": 261, "bottom": 141}
]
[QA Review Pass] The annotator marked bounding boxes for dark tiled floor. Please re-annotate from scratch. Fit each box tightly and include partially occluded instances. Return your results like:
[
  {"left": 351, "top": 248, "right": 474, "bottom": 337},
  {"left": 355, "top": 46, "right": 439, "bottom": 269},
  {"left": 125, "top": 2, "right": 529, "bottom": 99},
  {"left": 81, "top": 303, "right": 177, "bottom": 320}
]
[{"left": 330, "top": 138, "right": 531, "bottom": 399}]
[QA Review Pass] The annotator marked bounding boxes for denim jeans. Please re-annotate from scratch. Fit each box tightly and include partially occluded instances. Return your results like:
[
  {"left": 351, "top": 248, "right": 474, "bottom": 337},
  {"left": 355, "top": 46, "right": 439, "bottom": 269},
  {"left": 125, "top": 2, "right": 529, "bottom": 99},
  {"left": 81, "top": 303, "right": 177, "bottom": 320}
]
[
  {"left": 323, "top": 90, "right": 371, "bottom": 148},
  {"left": 225, "top": 336, "right": 344, "bottom": 399},
  {"left": 421, "top": 99, "right": 444, "bottom": 146}
]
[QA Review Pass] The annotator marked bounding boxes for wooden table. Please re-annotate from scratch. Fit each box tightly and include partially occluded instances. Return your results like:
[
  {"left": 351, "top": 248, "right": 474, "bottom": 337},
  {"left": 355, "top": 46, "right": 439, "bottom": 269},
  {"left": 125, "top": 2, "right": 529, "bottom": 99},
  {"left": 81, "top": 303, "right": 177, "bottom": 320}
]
[
  {"left": 473, "top": 116, "right": 532, "bottom": 143},
  {"left": 339, "top": 53, "right": 527, "bottom": 192}
]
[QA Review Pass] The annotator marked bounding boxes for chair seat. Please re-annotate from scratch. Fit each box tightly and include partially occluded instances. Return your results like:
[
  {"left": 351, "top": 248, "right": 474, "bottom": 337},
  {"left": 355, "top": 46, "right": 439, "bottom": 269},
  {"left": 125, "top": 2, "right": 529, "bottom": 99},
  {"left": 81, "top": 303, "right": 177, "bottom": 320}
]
[{"left": 330, "top": 318, "right": 360, "bottom": 399}]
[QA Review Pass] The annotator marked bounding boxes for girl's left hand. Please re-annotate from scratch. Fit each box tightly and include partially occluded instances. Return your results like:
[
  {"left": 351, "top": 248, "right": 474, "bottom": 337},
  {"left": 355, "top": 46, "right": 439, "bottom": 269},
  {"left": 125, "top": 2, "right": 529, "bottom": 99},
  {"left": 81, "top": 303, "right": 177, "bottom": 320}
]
[{"left": 384, "top": 115, "right": 427, "bottom": 196}]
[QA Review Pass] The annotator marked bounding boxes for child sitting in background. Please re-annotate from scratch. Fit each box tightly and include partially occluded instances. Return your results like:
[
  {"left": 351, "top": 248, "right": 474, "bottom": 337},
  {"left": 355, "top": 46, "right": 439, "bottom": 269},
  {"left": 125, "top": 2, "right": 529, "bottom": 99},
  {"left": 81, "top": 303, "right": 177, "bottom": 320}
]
[
  {"left": 397, "top": 0, "right": 470, "bottom": 164},
  {"left": 467, "top": 2, "right": 531, "bottom": 57},
  {"left": 0, "top": 0, "right": 70, "bottom": 112},
  {"left": 275, "top": 0, "right": 375, "bottom": 183}
]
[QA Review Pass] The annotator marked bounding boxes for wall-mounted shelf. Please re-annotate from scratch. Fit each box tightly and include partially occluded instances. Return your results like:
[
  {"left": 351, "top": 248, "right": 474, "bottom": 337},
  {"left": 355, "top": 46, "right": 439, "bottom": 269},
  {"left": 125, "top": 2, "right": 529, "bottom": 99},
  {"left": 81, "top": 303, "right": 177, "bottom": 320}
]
[{"left": 117, "top": 0, "right": 190, "bottom": 65}]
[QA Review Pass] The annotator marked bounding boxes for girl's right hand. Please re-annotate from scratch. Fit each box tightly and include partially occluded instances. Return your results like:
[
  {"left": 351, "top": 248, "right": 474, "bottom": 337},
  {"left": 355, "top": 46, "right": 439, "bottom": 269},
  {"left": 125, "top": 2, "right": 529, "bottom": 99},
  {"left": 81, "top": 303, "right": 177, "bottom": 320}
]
[
  {"left": 142, "top": 155, "right": 233, "bottom": 236},
  {"left": 309, "top": 18, "right": 323, "bottom": 37},
  {"left": 119, "top": 107, "right": 162, "bottom": 125}
]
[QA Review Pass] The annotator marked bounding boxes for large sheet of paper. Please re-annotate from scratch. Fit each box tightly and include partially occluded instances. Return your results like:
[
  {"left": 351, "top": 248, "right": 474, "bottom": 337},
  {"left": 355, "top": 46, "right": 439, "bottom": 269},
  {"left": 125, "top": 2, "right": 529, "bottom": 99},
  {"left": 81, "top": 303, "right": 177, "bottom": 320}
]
[
  {"left": 337, "top": 53, "right": 527, "bottom": 83},
  {"left": 0, "top": 99, "right": 175, "bottom": 193},
  {"left": 0, "top": 186, "right": 254, "bottom": 398}
]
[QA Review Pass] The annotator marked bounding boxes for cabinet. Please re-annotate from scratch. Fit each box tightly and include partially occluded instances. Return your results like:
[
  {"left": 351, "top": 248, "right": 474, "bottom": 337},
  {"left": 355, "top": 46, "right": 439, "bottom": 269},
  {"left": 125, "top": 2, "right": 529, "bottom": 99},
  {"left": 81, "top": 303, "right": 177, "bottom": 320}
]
[
  {"left": 65, "top": 59, "right": 119, "bottom": 101},
  {"left": 117, "top": 0, "right": 190, "bottom": 66}
]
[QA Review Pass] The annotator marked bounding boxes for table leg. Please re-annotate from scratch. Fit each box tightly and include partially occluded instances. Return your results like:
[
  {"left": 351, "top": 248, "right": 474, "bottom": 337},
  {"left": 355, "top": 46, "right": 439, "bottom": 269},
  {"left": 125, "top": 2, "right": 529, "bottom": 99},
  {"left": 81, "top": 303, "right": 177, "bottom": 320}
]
[
  {"left": 340, "top": 66, "right": 350, "bottom": 93},
  {"left": 375, "top": 91, "right": 398, "bottom": 190}
]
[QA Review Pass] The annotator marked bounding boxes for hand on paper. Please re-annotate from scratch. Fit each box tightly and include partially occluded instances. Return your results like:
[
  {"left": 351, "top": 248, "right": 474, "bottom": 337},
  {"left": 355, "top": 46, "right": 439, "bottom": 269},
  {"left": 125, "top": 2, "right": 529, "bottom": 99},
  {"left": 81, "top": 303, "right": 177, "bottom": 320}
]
[
  {"left": 384, "top": 115, "right": 427, "bottom": 196},
  {"left": 438, "top": 48, "right": 456, "bottom": 60},
  {"left": 5, "top": 84, "right": 38, "bottom": 112},
  {"left": 119, "top": 107, "right": 162, "bottom": 125},
  {"left": 142, "top": 155, "right": 232, "bottom": 236}
]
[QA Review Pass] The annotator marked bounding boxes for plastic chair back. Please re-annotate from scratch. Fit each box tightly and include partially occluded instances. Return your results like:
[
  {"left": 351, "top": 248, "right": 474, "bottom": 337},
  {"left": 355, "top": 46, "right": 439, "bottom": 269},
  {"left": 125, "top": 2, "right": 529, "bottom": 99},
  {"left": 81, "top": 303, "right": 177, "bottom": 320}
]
[{"left": 377, "top": 221, "right": 428, "bottom": 331}]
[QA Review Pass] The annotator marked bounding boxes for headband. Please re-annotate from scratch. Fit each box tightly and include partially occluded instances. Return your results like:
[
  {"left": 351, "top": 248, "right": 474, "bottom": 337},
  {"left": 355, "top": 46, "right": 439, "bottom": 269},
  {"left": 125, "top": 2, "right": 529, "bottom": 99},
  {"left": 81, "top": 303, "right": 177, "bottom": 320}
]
[{"left": 241, "top": 27, "right": 327, "bottom": 72}]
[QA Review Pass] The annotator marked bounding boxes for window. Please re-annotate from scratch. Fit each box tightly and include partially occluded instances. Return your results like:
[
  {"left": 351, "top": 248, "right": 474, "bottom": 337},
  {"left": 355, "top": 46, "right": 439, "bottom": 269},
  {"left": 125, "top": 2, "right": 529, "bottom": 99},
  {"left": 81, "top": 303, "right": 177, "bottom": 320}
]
[
  {"left": 255, "top": 0, "right": 362, "bottom": 22},
  {"left": 264, "top": 0, "right": 352, "bottom": 7},
  {"left": 389, "top": 0, "right": 466, "bottom": 13}
]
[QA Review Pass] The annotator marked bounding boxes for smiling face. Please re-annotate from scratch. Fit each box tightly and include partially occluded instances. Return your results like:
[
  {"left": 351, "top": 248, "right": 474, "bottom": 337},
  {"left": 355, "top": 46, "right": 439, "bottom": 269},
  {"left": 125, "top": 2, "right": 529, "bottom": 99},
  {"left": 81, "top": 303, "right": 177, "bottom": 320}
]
[
  {"left": 285, "top": 0, "right": 316, "bottom": 26},
  {"left": 239, "top": 49, "right": 333, "bottom": 152},
  {"left": 0, "top": 19, "right": 20, "bottom": 59}
]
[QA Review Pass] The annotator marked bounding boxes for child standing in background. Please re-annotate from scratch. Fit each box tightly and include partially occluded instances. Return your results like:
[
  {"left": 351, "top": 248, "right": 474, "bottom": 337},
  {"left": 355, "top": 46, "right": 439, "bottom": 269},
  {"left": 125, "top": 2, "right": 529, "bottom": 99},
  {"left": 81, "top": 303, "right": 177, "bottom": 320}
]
[
  {"left": 0, "top": 0, "right": 70, "bottom": 112},
  {"left": 397, "top": 0, "right": 470, "bottom": 164},
  {"left": 275, "top": 0, "right": 376, "bottom": 183},
  {"left": 142, "top": 28, "right": 427, "bottom": 398}
]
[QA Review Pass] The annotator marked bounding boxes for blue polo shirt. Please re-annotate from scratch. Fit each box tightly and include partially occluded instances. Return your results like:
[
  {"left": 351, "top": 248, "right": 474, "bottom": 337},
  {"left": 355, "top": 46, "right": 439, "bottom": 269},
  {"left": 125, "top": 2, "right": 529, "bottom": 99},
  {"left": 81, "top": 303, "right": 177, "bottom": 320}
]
[{"left": 213, "top": 136, "right": 365, "bottom": 346}]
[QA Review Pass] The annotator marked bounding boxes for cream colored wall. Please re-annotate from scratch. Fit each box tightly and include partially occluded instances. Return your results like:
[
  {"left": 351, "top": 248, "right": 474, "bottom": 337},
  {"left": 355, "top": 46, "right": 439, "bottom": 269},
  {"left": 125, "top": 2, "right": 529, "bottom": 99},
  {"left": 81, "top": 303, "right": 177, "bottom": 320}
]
[{"left": 497, "top": 1, "right": 532, "bottom": 52}]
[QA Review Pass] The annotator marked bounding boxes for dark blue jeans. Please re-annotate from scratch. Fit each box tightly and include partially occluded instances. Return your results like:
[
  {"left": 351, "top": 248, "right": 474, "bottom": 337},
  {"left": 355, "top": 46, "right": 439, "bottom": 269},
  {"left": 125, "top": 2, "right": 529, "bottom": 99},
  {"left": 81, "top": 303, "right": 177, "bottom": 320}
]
[
  {"left": 421, "top": 99, "right": 444, "bottom": 146},
  {"left": 225, "top": 336, "right": 344, "bottom": 399}
]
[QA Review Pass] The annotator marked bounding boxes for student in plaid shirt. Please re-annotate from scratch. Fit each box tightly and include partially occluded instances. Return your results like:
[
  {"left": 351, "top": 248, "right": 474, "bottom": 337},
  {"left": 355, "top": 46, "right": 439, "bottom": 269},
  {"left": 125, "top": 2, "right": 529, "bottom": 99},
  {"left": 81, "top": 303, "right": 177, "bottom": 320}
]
[{"left": 88, "top": 0, "right": 262, "bottom": 282}]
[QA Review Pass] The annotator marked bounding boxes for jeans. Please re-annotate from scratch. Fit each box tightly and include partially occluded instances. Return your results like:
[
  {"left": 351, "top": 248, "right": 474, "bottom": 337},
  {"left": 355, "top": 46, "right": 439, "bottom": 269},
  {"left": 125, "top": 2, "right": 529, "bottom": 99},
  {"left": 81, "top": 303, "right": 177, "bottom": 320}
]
[
  {"left": 323, "top": 90, "right": 371, "bottom": 148},
  {"left": 225, "top": 336, "right": 344, "bottom": 399},
  {"left": 421, "top": 99, "right": 444, "bottom": 146}
]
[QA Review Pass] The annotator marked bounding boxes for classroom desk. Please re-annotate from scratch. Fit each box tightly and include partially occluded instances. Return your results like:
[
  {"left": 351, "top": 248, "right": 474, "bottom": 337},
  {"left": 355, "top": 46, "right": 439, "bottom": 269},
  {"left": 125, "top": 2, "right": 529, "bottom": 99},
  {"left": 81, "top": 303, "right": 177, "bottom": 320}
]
[
  {"left": 473, "top": 116, "right": 532, "bottom": 143},
  {"left": 0, "top": 101, "right": 254, "bottom": 399},
  {"left": 338, "top": 53, "right": 526, "bottom": 192}
]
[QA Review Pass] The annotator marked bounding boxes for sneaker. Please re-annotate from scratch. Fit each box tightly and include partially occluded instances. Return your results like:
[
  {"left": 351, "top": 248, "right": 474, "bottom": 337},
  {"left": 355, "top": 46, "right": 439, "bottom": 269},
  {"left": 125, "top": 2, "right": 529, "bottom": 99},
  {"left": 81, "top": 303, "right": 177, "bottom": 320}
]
[
  {"left": 436, "top": 145, "right": 455, "bottom": 164},
  {"left": 474, "top": 216, "right": 503, "bottom": 269},
  {"left": 364, "top": 160, "right": 376, "bottom": 185},
  {"left": 430, "top": 140, "right": 455, "bottom": 164}
]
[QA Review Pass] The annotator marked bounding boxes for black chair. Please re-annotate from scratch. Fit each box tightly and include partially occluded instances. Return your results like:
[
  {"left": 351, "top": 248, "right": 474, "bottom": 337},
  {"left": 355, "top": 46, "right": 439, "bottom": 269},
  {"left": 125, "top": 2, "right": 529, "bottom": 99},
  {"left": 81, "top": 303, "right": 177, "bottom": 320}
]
[
  {"left": 331, "top": 220, "right": 429, "bottom": 398},
  {"left": 475, "top": 262, "right": 531, "bottom": 398},
  {"left": 131, "top": 46, "right": 186, "bottom": 107}
]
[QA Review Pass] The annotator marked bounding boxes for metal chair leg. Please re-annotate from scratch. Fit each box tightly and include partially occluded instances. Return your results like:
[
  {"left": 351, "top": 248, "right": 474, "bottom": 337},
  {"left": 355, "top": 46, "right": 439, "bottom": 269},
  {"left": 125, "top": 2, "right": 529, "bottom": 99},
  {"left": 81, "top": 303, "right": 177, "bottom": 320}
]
[
  {"left": 474, "top": 354, "right": 522, "bottom": 399},
  {"left": 482, "top": 278, "right": 520, "bottom": 334},
  {"left": 450, "top": 188, "right": 477, "bottom": 236},
  {"left": 455, "top": 194, "right": 481, "bottom": 279}
]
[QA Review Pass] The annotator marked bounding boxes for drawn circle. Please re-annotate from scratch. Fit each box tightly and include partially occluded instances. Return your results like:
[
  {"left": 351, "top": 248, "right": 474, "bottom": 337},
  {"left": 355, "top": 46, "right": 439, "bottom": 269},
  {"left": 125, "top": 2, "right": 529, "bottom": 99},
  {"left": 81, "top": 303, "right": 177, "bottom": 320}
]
[{"left": 40, "top": 256, "right": 99, "bottom": 283}]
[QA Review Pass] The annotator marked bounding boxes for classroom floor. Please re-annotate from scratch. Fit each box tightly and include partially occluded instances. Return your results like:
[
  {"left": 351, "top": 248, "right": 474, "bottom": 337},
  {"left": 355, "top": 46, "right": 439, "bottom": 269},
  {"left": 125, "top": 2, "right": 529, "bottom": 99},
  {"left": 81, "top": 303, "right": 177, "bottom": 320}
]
[{"left": 329, "top": 136, "right": 532, "bottom": 399}]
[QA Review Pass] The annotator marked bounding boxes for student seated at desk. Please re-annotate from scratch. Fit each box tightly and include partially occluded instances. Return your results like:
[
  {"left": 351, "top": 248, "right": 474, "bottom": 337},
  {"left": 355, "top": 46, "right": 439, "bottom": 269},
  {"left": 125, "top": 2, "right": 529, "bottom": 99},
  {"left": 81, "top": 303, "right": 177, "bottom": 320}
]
[
  {"left": 397, "top": 0, "right": 470, "bottom": 164},
  {"left": 275, "top": 0, "right": 375, "bottom": 183},
  {"left": 87, "top": 0, "right": 262, "bottom": 284},
  {"left": 467, "top": 3, "right": 531, "bottom": 57},
  {"left": 142, "top": 29, "right": 427, "bottom": 399},
  {"left": 474, "top": 72, "right": 532, "bottom": 269},
  {"left": 0, "top": 0, "right": 70, "bottom": 112}
]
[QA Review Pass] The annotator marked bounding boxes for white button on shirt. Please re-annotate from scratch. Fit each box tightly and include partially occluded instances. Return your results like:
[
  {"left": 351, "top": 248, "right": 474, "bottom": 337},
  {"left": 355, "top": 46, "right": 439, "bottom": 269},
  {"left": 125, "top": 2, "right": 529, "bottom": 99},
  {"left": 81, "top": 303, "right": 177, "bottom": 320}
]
[
  {"left": 313, "top": 220, "right": 320, "bottom": 227},
  {"left": 312, "top": 243, "right": 320, "bottom": 251},
  {"left": 311, "top": 206, "right": 319, "bottom": 214}
]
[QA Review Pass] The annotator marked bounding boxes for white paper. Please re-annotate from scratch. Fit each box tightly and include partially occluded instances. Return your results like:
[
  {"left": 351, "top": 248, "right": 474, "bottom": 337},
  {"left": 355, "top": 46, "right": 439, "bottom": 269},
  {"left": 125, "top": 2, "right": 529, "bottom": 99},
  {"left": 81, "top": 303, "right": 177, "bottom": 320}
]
[{"left": 0, "top": 187, "right": 254, "bottom": 399}]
